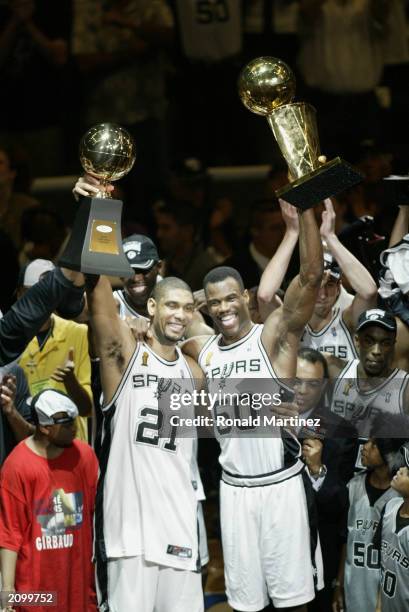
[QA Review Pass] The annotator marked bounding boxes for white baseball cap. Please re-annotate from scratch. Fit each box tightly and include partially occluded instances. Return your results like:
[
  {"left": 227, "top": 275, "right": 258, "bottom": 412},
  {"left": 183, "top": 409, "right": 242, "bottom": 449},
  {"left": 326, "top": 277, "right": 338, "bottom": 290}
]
[
  {"left": 28, "top": 389, "right": 78, "bottom": 425},
  {"left": 21, "top": 259, "right": 55, "bottom": 287}
]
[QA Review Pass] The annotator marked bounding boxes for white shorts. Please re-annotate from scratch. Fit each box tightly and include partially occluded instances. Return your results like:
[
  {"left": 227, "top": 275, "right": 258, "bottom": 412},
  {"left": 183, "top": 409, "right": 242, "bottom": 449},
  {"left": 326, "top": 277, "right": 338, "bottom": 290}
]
[
  {"left": 105, "top": 556, "right": 204, "bottom": 612},
  {"left": 198, "top": 501, "right": 209, "bottom": 566},
  {"left": 220, "top": 473, "right": 323, "bottom": 611}
]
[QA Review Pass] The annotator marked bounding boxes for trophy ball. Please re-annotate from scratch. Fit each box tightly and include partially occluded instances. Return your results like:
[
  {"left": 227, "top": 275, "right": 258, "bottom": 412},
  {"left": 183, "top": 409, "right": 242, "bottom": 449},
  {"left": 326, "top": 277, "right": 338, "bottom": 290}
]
[
  {"left": 79, "top": 123, "right": 136, "bottom": 182},
  {"left": 238, "top": 57, "right": 296, "bottom": 116}
]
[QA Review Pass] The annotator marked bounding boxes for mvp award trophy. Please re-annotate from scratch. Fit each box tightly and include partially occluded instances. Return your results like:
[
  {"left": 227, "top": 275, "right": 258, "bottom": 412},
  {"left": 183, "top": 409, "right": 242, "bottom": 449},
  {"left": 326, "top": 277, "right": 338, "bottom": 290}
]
[
  {"left": 238, "top": 57, "right": 363, "bottom": 209},
  {"left": 59, "top": 123, "right": 135, "bottom": 277}
]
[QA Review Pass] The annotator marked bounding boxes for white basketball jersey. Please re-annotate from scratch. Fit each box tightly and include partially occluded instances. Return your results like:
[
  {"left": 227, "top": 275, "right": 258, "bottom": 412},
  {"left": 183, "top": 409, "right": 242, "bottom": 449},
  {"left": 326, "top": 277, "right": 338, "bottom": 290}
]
[
  {"left": 113, "top": 289, "right": 148, "bottom": 321},
  {"left": 176, "top": 0, "right": 242, "bottom": 61},
  {"left": 331, "top": 360, "right": 409, "bottom": 437},
  {"left": 198, "top": 324, "right": 302, "bottom": 481},
  {"left": 345, "top": 473, "right": 398, "bottom": 612},
  {"left": 301, "top": 289, "right": 357, "bottom": 360},
  {"left": 99, "top": 343, "right": 199, "bottom": 571},
  {"left": 380, "top": 498, "right": 409, "bottom": 612}
]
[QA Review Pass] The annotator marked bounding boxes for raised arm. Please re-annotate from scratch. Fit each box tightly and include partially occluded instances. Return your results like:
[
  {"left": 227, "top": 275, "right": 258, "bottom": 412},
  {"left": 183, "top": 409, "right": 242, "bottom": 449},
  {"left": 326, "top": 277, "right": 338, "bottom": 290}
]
[
  {"left": 257, "top": 199, "right": 299, "bottom": 308},
  {"left": 261, "top": 207, "right": 323, "bottom": 377},
  {"left": 320, "top": 199, "right": 377, "bottom": 329},
  {"left": 389, "top": 205, "right": 409, "bottom": 248},
  {"left": 0, "top": 268, "right": 85, "bottom": 366},
  {"left": 86, "top": 275, "right": 136, "bottom": 404}
]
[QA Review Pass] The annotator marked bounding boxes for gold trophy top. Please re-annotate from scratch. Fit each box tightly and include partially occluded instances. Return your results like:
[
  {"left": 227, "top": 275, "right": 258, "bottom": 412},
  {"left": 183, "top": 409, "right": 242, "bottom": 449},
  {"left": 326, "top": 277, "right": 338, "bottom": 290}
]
[
  {"left": 238, "top": 57, "right": 296, "bottom": 116},
  {"left": 79, "top": 123, "right": 136, "bottom": 198}
]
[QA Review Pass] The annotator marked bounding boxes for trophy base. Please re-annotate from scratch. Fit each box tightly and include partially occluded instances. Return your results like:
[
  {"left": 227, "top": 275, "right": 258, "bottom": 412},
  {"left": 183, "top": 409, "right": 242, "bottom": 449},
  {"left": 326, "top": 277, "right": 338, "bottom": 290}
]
[
  {"left": 58, "top": 196, "right": 133, "bottom": 277},
  {"left": 275, "top": 157, "right": 364, "bottom": 210}
]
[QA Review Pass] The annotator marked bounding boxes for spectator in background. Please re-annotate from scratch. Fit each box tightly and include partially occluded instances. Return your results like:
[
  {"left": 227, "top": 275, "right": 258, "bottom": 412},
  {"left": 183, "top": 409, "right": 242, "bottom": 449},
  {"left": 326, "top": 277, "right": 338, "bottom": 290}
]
[
  {"left": 155, "top": 201, "right": 218, "bottom": 290},
  {"left": 0, "top": 144, "right": 38, "bottom": 251},
  {"left": 297, "top": 0, "right": 390, "bottom": 156},
  {"left": 294, "top": 348, "right": 358, "bottom": 612},
  {"left": 0, "top": 389, "right": 98, "bottom": 611},
  {"left": 224, "top": 199, "right": 286, "bottom": 289},
  {"left": 18, "top": 260, "right": 93, "bottom": 443},
  {"left": 0, "top": 368, "right": 34, "bottom": 465},
  {"left": 19, "top": 207, "right": 67, "bottom": 266},
  {"left": 168, "top": 0, "right": 242, "bottom": 165},
  {"left": 72, "top": 0, "right": 174, "bottom": 209},
  {"left": 0, "top": 0, "right": 71, "bottom": 177}
]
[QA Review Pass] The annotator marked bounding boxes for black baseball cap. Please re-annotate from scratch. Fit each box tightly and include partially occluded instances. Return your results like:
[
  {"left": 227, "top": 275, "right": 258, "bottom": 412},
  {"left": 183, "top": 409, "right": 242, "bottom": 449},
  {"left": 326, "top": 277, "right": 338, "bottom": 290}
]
[
  {"left": 356, "top": 308, "right": 397, "bottom": 333},
  {"left": 122, "top": 234, "right": 159, "bottom": 270}
]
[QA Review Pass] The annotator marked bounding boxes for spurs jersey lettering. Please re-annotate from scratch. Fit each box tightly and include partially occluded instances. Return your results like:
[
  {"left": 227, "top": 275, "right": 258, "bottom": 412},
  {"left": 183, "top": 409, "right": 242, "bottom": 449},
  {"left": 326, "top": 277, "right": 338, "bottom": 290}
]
[
  {"left": 113, "top": 289, "right": 148, "bottom": 321},
  {"left": 331, "top": 360, "right": 409, "bottom": 438},
  {"left": 380, "top": 498, "right": 409, "bottom": 612},
  {"left": 96, "top": 343, "right": 199, "bottom": 571},
  {"left": 301, "top": 289, "right": 357, "bottom": 360},
  {"left": 176, "top": 0, "right": 241, "bottom": 62},
  {"left": 198, "top": 324, "right": 302, "bottom": 481},
  {"left": 345, "top": 474, "right": 398, "bottom": 612}
]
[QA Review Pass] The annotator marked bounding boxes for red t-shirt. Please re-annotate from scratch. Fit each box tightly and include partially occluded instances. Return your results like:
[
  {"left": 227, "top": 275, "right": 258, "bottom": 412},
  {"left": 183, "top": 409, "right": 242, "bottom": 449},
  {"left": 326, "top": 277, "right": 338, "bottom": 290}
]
[{"left": 0, "top": 439, "right": 98, "bottom": 612}]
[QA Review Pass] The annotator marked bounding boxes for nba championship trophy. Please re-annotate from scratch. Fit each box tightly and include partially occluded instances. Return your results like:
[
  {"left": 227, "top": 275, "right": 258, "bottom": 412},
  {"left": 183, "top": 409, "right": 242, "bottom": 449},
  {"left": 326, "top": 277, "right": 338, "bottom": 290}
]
[
  {"left": 238, "top": 57, "right": 363, "bottom": 209},
  {"left": 59, "top": 123, "right": 135, "bottom": 277}
]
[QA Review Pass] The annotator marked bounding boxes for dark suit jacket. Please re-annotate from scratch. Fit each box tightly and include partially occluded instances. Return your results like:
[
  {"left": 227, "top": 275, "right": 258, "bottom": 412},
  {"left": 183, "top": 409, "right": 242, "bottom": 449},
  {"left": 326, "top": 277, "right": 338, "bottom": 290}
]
[
  {"left": 300, "top": 409, "right": 358, "bottom": 612},
  {"left": 224, "top": 247, "right": 261, "bottom": 289}
]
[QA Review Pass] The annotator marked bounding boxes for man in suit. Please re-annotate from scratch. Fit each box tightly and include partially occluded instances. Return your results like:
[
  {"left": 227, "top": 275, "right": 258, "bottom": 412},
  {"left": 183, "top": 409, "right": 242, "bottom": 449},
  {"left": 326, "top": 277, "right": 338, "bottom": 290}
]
[
  {"left": 224, "top": 200, "right": 285, "bottom": 288},
  {"left": 294, "top": 347, "right": 358, "bottom": 612}
]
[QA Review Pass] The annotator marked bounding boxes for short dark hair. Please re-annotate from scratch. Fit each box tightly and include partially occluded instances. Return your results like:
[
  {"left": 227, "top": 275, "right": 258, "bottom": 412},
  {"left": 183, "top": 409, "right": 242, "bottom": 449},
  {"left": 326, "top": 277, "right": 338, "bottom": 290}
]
[
  {"left": 156, "top": 201, "right": 198, "bottom": 230},
  {"left": 297, "top": 347, "right": 329, "bottom": 379},
  {"left": 150, "top": 277, "right": 192, "bottom": 302},
  {"left": 251, "top": 199, "right": 281, "bottom": 229},
  {"left": 203, "top": 266, "right": 245, "bottom": 293}
]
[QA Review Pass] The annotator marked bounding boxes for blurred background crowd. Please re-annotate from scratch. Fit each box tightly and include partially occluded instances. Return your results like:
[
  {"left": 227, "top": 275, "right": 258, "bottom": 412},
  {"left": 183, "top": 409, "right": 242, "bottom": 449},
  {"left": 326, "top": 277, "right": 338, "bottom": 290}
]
[{"left": 0, "top": 0, "right": 409, "bottom": 314}]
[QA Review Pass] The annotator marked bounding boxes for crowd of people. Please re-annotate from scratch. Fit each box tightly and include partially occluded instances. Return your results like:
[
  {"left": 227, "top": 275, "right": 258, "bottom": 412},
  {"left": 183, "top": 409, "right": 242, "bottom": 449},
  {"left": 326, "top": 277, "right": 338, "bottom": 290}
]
[
  {"left": 0, "top": 168, "right": 408, "bottom": 611},
  {"left": 1, "top": 1, "right": 409, "bottom": 612}
]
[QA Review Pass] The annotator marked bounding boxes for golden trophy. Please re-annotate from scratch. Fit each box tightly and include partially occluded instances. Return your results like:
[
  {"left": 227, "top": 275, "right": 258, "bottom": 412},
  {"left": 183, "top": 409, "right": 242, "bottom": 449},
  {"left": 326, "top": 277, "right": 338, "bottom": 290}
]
[
  {"left": 238, "top": 57, "right": 363, "bottom": 209},
  {"left": 59, "top": 123, "right": 136, "bottom": 276}
]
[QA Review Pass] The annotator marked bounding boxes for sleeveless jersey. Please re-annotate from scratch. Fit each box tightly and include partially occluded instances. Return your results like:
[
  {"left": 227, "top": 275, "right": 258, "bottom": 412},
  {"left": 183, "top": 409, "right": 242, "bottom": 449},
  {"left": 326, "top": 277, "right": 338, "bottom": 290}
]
[
  {"left": 380, "top": 497, "right": 409, "bottom": 612},
  {"left": 176, "top": 0, "right": 242, "bottom": 62},
  {"left": 331, "top": 359, "right": 409, "bottom": 438},
  {"left": 300, "top": 288, "right": 357, "bottom": 360},
  {"left": 198, "top": 324, "right": 302, "bottom": 483},
  {"left": 97, "top": 342, "right": 199, "bottom": 570},
  {"left": 345, "top": 473, "right": 399, "bottom": 612},
  {"left": 113, "top": 289, "right": 148, "bottom": 321}
]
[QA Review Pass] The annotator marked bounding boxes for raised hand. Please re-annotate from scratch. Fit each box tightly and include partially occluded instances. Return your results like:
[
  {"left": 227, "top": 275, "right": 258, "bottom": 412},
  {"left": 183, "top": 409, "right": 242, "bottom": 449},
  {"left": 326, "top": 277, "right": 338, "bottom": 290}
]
[
  {"left": 72, "top": 174, "right": 114, "bottom": 201},
  {"left": 50, "top": 348, "right": 75, "bottom": 385},
  {"left": 279, "top": 198, "right": 299, "bottom": 234},
  {"left": 320, "top": 198, "right": 336, "bottom": 239}
]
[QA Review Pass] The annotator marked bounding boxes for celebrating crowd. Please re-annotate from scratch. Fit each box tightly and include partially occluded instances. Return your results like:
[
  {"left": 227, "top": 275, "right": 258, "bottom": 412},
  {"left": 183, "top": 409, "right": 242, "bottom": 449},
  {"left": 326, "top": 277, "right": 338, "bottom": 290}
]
[
  {"left": 1, "top": 1, "right": 409, "bottom": 612},
  {"left": 0, "top": 170, "right": 408, "bottom": 612}
]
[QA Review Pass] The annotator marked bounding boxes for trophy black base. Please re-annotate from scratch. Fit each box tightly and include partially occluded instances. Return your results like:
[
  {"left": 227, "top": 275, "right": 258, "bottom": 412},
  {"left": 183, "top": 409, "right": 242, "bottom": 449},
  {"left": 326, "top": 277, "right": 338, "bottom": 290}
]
[
  {"left": 58, "top": 196, "right": 133, "bottom": 277},
  {"left": 276, "top": 157, "right": 364, "bottom": 210}
]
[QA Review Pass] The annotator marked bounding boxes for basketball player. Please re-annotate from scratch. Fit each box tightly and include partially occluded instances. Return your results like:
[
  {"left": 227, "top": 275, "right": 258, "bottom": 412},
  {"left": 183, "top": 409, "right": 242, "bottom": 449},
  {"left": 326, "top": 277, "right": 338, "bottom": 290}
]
[
  {"left": 328, "top": 309, "right": 409, "bottom": 438},
  {"left": 85, "top": 273, "right": 205, "bottom": 612},
  {"left": 114, "top": 234, "right": 162, "bottom": 320},
  {"left": 379, "top": 442, "right": 409, "bottom": 612},
  {"left": 182, "top": 204, "right": 324, "bottom": 611},
  {"left": 258, "top": 198, "right": 377, "bottom": 360},
  {"left": 332, "top": 415, "right": 408, "bottom": 612}
]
